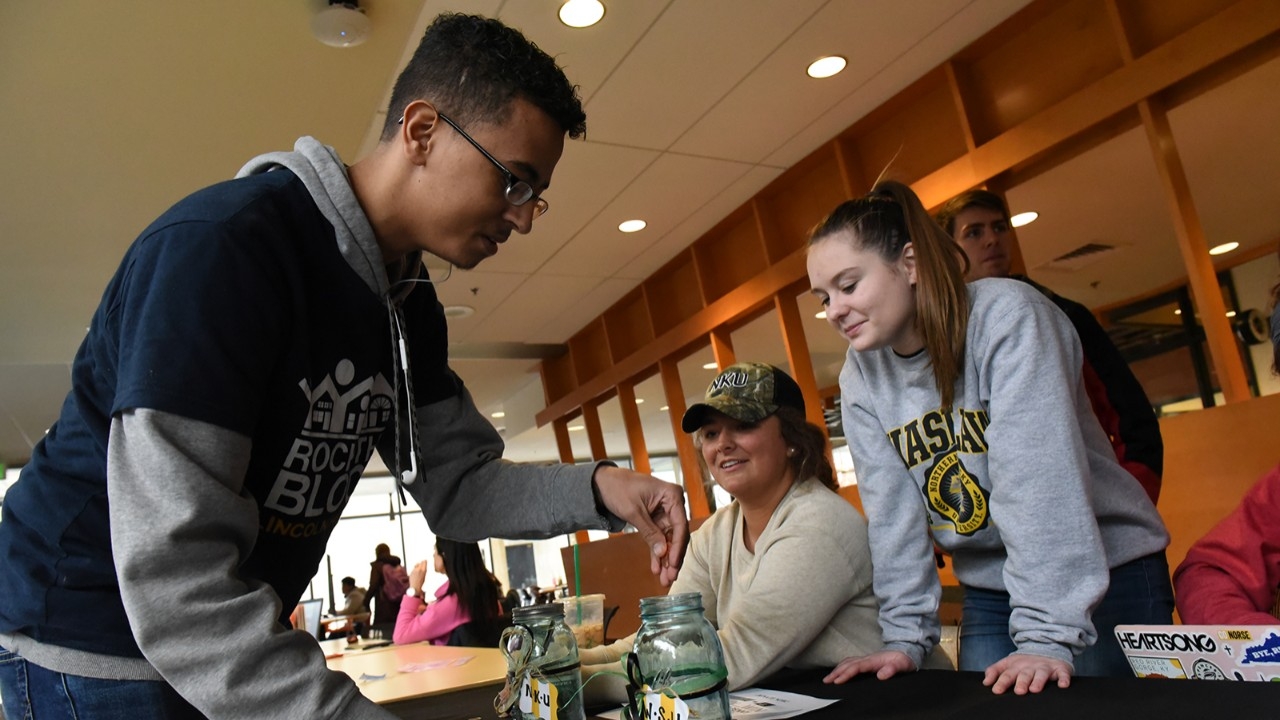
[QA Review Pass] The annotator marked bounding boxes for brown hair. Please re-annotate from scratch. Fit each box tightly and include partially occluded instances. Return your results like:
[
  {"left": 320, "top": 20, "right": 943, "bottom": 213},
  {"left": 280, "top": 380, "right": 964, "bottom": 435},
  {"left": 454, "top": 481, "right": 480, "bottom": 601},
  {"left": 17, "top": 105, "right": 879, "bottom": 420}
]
[
  {"left": 808, "top": 181, "right": 970, "bottom": 409},
  {"left": 933, "top": 188, "right": 1010, "bottom": 237},
  {"left": 774, "top": 407, "right": 837, "bottom": 491}
]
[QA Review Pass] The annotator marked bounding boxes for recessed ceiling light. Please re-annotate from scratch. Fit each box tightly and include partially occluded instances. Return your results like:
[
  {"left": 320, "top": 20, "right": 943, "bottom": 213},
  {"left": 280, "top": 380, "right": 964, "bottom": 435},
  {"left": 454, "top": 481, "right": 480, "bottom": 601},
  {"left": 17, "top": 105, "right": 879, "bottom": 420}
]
[
  {"left": 568, "top": 424, "right": 585, "bottom": 431},
  {"left": 702, "top": 362, "right": 718, "bottom": 370},
  {"left": 659, "top": 405, "right": 669, "bottom": 412},
  {"left": 815, "top": 311, "right": 827, "bottom": 320},
  {"left": 1010, "top": 211, "right": 1038, "bottom": 228},
  {"left": 618, "top": 219, "right": 647, "bottom": 233},
  {"left": 491, "top": 411, "right": 505, "bottom": 419},
  {"left": 559, "top": 0, "right": 604, "bottom": 28},
  {"left": 443, "top": 305, "right": 474, "bottom": 318},
  {"left": 1209, "top": 241, "right": 1239, "bottom": 256},
  {"left": 634, "top": 398, "right": 645, "bottom": 404},
  {"left": 807, "top": 55, "right": 846, "bottom": 79},
  {"left": 1225, "top": 310, "right": 1237, "bottom": 318}
]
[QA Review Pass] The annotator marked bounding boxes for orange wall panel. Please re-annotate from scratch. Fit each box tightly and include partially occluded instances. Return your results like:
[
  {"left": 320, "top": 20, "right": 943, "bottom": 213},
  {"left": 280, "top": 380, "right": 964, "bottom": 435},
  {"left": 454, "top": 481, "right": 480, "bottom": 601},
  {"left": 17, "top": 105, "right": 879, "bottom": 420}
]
[
  {"left": 960, "top": 0, "right": 1125, "bottom": 140},
  {"left": 603, "top": 289, "right": 655, "bottom": 363},
  {"left": 694, "top": 211, "right": 767, "bottom": 303},
  {"left": 645, "top": 252, "right": 705, "bottom": 335},
  {"left": 542, "top": 353, "right": 577, "bottom": 404},
  {"left": 1158, "top": 393, "right": 1280, "bottom": 578},
  {"left": 758, "top": 153, "right": 847, "bottom": 254},
  {"left": 568, "top": 320, "right": 611, "bottom": 385},
  {"left": 1116, "top": 0, "right": 1239, "bottom": 57},
  {"left": 852, "top": 74, "right": 970, "bottom": 186}
]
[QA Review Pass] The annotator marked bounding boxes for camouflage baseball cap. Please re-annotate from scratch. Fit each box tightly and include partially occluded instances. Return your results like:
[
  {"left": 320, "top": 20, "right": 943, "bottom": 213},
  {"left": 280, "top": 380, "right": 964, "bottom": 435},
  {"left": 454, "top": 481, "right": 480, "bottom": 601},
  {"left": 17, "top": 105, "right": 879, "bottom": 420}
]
[{"left": 681, "top": 362, "right": 806, "bottom": 433}]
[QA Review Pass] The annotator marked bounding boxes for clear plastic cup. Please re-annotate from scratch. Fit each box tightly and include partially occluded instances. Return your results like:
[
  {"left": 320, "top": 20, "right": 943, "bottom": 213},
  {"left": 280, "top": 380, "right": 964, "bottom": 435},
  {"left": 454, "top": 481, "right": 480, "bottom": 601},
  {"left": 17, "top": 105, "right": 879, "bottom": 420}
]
[{"left": 560, "top": 593, "right": 605, "bottom": 649}]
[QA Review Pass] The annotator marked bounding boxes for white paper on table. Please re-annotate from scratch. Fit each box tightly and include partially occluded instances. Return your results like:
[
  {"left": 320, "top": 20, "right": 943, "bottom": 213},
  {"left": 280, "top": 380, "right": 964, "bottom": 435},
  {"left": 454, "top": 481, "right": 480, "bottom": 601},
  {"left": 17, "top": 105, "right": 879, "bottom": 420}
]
[
  {"left": 592, "top": 688, "right": 834, "bottom": 720},
  {"left": 727, "top": 688, "right": 837, "bottom": 720}
]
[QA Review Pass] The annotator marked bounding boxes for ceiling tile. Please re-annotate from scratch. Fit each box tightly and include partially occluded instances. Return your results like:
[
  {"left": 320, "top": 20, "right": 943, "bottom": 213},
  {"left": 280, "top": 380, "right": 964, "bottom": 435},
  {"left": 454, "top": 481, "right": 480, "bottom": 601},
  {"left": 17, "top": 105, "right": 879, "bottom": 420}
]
[
  {"left": 761, "top": 0, "right": 1038, "bottom": 168},
  {"left": 430, "top": 269, "right": 527, "bottom": 344},
  {"left": 465, "top": 274, "right": 604, "bottom": 344},
  {"left": 541, "top": 153, "right": 755, "bottom": 276},
  {"left": 1006, "top": 127, "right": 1179, "bottom": 308},
  {"left": 584, "top": 0, "right": 827, "bottom": 149},
  {"left": 492, "top": 1, "right": 669, "bottom": 104},
  {"left": 1171, "top": 54, "right": 1280, "bottom": 261},
  {"left": 675, "top": 0, "right": 969, "bottom": 163},
  {"left": 525, "top": 277, "right": 639, "bottom": 345},
  {"left": 477, "top": 140, "right": 660, "bottom": 275},
  {"left": 450, "top": 357, "right": 543, "bottom": 421},
  {"left": 618, "top": 165, "right": 786, "bottom": 280}
]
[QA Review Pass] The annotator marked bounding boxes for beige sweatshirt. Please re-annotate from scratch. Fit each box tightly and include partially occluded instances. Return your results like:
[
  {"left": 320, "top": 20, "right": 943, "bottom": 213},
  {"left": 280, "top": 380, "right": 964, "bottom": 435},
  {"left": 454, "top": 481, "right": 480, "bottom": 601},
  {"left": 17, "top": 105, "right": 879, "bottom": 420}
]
[{"left": 581, "top": 479, "right": 882, "bottom": 702}]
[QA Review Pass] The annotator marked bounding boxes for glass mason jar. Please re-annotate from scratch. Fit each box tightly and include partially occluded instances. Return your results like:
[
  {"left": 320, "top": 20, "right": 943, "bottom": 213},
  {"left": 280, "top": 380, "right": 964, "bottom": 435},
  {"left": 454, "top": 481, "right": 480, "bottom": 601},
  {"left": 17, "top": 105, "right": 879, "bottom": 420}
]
[
  {"left": 500, "top": 603, "right": 585, "bottom": 720},
  {"left": 631, "top": 593, "right": 730, "bottom": 720}
]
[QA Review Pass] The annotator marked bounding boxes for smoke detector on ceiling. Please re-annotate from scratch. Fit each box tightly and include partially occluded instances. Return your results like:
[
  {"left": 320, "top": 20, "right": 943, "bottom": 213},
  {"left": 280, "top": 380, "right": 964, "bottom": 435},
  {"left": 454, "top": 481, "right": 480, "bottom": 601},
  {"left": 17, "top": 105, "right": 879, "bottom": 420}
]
[{"left": 312, "top": 1, "right": 371, "bottom": 48}]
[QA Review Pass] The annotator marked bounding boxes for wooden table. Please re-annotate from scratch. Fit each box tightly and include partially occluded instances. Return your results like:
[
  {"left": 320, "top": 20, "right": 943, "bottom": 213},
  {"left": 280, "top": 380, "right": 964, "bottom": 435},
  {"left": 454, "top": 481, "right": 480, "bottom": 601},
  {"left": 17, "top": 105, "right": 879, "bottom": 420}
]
[
  {"left": 325, "top": 641, "right": 507, "bottom": 720},
  {"left": 320, "top": 612, "right": 370, "bottom": 636}
]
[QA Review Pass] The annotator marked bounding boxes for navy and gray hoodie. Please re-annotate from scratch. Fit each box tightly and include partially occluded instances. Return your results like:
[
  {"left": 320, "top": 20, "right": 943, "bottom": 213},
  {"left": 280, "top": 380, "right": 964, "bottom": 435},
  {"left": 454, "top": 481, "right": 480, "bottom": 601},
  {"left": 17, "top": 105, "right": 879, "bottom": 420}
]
[{"left": 0, "top": 137, "right": 620, "bottom": 718}]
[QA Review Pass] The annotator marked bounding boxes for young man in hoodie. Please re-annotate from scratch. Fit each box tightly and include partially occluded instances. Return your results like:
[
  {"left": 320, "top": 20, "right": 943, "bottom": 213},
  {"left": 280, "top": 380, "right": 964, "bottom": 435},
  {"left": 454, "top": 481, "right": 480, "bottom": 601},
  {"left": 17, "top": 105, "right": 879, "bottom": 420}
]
[{"left": 0, "top": 13, "right": 686, "bottom": 720}]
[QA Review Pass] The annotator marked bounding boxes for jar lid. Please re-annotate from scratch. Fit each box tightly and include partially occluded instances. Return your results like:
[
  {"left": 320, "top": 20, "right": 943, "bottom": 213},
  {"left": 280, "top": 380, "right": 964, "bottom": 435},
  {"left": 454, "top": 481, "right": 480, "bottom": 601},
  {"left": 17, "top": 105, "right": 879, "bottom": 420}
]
[{"left": 512, "top": 602, "right": 566, "bottom": 621}]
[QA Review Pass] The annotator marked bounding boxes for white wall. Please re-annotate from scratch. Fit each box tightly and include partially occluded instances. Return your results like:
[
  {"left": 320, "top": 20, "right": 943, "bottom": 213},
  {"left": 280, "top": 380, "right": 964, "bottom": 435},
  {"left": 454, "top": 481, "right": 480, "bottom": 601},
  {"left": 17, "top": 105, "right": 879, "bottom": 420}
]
[{"left": 1232, "top": 251, "right": 1280, "bottom": 397}]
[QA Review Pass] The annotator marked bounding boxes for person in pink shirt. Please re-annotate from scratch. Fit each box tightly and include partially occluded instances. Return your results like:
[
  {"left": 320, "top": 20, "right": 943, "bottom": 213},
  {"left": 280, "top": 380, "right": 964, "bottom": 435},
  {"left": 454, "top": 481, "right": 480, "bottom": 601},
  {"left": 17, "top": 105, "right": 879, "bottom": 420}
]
[
  {"left": 393, "top": 538, "right": 504, "bottom": 645},
  {"left": 1174, "top": 463, "right": 1280, "bottom": 624}
]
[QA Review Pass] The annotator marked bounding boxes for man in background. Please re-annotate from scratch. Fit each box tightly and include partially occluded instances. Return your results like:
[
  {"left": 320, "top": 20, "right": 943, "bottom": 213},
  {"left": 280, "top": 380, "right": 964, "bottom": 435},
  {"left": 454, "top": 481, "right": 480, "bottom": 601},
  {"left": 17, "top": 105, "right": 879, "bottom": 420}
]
[
  {"left": 339, "top": 578, "right": 368, "bottom": 618},
  {"left": 328, "top": 578, "right": 369, "bottom": 640},
  {"left": 935, "top": 189, "right": 1163, "bottom": 503}
]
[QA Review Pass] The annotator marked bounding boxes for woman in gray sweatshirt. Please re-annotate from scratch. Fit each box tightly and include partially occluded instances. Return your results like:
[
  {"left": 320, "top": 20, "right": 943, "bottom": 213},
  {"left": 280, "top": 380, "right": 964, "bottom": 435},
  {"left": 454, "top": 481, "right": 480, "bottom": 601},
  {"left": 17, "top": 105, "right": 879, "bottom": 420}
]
[{"left": 806, "top": 181, "right": 1171, "bottom": 695}]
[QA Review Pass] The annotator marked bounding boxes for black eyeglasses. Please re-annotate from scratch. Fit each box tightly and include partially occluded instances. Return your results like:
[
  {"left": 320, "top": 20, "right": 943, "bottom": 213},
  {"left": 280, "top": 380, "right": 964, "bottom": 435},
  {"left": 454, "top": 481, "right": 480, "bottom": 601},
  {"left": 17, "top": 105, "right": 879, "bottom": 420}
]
[{"left": 434, "top": 113, "right": 549, "bottom": 219}]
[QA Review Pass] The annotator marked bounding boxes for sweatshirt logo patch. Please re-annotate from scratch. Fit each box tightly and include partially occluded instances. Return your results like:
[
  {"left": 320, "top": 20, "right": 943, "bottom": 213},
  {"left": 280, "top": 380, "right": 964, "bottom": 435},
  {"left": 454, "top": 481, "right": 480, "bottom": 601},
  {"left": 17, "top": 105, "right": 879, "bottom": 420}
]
[
  {"left": 923, "top": 452, "right": 990, "bottom": 536},
  {"left": 261, "top": 359, "right": 394, "bottom": 537}
]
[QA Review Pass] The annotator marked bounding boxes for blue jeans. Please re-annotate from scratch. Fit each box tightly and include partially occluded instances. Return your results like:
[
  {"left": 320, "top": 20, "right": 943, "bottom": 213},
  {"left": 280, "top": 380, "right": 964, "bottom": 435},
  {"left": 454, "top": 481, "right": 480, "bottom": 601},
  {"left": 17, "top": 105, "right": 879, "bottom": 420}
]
[
  {"left": 0, "top": 648, "right": 204, "bottom": 719},
  {"left": 958, "top": 552, "right": 1174, "bottom": 676}
]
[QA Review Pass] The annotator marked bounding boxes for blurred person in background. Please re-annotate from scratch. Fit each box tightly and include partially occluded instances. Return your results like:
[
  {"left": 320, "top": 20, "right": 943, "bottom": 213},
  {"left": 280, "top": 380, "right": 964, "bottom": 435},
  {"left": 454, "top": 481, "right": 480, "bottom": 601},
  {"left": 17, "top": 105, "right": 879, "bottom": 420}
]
[{"left": 393, "top": 539, "right": 504, "bottom": 647}]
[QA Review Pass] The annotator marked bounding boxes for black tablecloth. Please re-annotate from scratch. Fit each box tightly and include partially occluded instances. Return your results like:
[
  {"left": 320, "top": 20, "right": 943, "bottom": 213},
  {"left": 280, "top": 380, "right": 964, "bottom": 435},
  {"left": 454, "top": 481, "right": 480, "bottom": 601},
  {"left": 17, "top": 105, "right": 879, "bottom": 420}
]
[{"left": 752, "top": 668, "right": 1278, "bottom": 719}]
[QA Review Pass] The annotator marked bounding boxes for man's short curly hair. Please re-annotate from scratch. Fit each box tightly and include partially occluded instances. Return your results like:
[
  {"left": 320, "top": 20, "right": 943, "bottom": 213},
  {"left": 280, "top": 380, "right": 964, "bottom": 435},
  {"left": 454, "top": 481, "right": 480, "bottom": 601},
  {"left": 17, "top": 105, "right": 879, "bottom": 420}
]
[{"left": 380, "top": 13, "right": 586, "bottom": 141}]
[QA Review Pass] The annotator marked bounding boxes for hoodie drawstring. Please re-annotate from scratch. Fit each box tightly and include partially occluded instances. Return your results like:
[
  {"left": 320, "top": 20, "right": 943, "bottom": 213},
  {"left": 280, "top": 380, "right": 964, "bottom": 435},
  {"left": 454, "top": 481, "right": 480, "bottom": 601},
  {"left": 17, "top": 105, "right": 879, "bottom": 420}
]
[{"left": 387, "top": 297, "right": 418, "bottom": 504}]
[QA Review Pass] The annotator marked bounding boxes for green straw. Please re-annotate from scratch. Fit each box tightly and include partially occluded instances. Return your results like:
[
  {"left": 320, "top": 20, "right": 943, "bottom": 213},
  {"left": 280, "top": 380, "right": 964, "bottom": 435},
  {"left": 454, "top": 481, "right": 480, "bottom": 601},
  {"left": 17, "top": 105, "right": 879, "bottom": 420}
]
[{"left": 573, "top": 542, "right": 582, "bottom": 623}]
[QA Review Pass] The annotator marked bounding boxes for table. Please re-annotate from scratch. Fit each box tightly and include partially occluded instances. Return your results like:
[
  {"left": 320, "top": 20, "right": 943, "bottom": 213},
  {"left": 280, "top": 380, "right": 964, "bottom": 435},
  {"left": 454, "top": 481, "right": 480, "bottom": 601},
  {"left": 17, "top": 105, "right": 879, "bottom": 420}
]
[
  {"left": 751, "top": 668, "right": 1280, "bottom": 719},
  {"left": 318, "top": 636, "right": 394, "bottom": 656},
  {"left": 325, "top": 641, "right": 507, "bottom": 720},
  {"left": 320, "top": 612, "right": 370, "bottom": 636}
]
